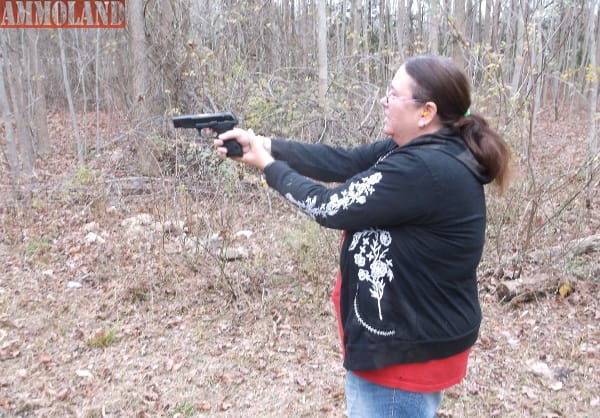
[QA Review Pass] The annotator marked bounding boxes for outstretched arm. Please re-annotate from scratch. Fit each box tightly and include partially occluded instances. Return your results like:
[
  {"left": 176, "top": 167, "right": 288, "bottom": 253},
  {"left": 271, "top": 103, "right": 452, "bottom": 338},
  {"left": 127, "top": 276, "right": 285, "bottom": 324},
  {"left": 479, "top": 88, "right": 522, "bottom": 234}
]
[{"left": 215, "top": 128, "right": 397, "bottom": 183}]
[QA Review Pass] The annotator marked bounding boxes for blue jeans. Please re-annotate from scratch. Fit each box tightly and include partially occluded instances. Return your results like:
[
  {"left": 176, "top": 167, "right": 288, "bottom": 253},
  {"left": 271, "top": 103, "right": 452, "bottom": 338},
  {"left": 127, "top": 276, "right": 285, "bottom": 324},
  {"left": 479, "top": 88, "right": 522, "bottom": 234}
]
[{"left": 345, "top": 371, "right": 442, "bottom": 418}]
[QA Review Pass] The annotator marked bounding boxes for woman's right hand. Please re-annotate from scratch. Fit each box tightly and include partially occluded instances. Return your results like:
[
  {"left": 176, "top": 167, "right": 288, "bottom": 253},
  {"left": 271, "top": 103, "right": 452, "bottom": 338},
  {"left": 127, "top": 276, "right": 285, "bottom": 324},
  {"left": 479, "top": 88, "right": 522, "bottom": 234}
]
[{"left": 214, "top": 128, "right": 274, "bottom": 170}]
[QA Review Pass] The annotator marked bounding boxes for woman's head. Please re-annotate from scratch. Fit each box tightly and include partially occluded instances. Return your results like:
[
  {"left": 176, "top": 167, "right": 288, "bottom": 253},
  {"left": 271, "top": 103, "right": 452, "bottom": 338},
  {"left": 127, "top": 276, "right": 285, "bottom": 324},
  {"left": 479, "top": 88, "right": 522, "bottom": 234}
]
[
  {"left": 381, "top": 63, "right": 445, "bottom": 145},
  {"left": 383, "top": 55, "right": 512, "bottom": 193},
  {"left": 404, "top": 55, "right": 471, "bottom": 126}
]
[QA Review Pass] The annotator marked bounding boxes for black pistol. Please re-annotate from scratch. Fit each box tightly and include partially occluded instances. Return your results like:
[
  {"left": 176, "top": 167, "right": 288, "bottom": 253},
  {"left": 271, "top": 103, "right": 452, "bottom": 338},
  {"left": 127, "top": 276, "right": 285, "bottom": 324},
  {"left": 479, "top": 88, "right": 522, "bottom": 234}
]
[{"left": 172, "top": 111, "right": 242, "bottom": 157}]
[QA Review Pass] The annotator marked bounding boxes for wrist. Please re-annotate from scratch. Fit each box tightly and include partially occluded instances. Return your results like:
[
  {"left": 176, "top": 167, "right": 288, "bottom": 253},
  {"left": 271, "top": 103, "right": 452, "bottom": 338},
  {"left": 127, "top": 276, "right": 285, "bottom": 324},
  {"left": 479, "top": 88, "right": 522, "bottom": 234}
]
[{"left": 259, "top": 155, "right": 275, "bottom": 170}]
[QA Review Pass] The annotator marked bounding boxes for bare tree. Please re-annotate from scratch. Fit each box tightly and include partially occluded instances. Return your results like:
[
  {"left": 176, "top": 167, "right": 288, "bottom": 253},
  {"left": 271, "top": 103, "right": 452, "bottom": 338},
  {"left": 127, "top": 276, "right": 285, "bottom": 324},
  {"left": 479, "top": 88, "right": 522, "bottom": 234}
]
[
  {"left": 58, "top": 29, "right": 85, "bottom": 166},
  {"left": 95, "top": 29, "right": 101, "bottom": 150},
  {"left": 3, "top": 30, "right": 35, "bottom": 175},
  {"left": 0, "top": 39, "right": 20, "bottom": 188},
  {"left": 429, "top": 1, "right": 442, "bottom": 55},
  {"left": 510, "top": 0, "right": 526, "bottom": 99},
  {"left": 128, "top": 0, "right": 159, "bottom": 176},
  {"left": 586, "top": 2, "right": 598, "bottom": 208},
  {"left": 2, "top": 0, "right": 594, "bottom": 197},
  {"left": 452, "top": 0, "right": 466, "bottom": 62},
  {"left": 337, "top": 0, "right": 348, "bottom": 73},
  {"left": 128, "top": 0, "right": 149, "bottom": 117},
  {"left": 26, "top": 30, "right": 50, "bottom": 157},
  {"left": 317, "top": 0, "right": 328, "bottom": 111},
  {"left": 489, "top": 0, "right": 502, "bottom": 51},
  {"left": 352, "top": 0, "right": 362, "bottom": 67}
]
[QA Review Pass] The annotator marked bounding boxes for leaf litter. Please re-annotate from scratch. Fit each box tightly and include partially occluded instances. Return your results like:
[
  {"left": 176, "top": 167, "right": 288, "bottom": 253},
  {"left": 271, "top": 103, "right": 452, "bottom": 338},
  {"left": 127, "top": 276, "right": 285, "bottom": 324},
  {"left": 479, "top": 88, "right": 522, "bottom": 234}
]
[{"left": 0, "top": 111, "right": 598, "bottom": 417}]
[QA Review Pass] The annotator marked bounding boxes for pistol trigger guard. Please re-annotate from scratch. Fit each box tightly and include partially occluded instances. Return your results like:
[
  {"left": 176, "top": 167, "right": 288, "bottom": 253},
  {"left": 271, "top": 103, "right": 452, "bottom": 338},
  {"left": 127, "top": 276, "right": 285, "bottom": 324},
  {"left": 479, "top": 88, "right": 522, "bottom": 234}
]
[{"left": 197, "top": 127, "right": 217, "bottom": 138}]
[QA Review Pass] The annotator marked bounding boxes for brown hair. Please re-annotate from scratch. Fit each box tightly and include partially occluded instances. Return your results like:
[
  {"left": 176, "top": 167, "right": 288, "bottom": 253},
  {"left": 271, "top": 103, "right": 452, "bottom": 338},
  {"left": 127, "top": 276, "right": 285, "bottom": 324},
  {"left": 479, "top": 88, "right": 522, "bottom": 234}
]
[{"left": 404, "top": 55, "right": 512, "bottom": 193}]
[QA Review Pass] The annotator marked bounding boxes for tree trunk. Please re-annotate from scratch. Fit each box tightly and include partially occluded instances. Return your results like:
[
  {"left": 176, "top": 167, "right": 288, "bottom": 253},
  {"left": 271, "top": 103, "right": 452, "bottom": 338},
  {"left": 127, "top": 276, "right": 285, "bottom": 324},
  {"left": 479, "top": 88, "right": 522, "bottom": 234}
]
[
  {"left": 58, "top": 29, "right": 85, "bottom": 166},
  {"left": 510, "top": 0, "right": 525, "bottom": 97},
  {"left": 338, "top": 0, "right": 347, "bottom": 73},
  {"left": 351, "top": 0, "right": 361, "bottom": 74},
  {"left": 452, "top": 0, "right": 466, "bottom": 62},
  {"left": 289, "top": 0, "right": 296, "bottom": 68},
  {"left": 430, "top": 1, "right": 441, "bottom": 55},
  {"left": 95, "top": 29, "right": 101, "bottom": 151},
  {"left": 128, "top": 0, "right": 159, "bottom": 176},
  {"left": 362, "top": 0, "right": 371, "bottom": 80},
  {"left": 317, "top": 0, "right": 328, "bottom": 112},
  {"left": 129, "top": 0, "right": 150, "bottom": 114},
  {"left": 396, "top": 0, "right": 407, "bottom": 57},
  {"left": 526, "top": 1, "right": 543, "bottom": 164},
  {"left": 526, "top": 234, "right": 600, "bottom": 261},
  {"left": 489, "top": 0, "right": 501, "bottom": 51},
  {"left": 496, "top": 273, "right": 558, "bottom": 305},
  {"left": 378, "top": 0, "right": 385, "bottom": 82},
  {"left": 4, "top": 30, "right": 35, "bottom": 175},
  {"left": 0, "top": 40, "right": 20, "bottom": 188},
  {"left": 27, "top": 30, "right": 50, "bottom": 158},
  {"left": 585, "top": 4, "right": 598, "bottom": 208}
]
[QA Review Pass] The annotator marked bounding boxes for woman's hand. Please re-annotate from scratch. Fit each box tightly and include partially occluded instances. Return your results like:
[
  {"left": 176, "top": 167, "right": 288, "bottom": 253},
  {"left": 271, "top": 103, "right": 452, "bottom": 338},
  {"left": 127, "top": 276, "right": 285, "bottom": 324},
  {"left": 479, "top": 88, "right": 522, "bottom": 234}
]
[{"left": 214, "top": 128, "right": 274, "bottom": 170}]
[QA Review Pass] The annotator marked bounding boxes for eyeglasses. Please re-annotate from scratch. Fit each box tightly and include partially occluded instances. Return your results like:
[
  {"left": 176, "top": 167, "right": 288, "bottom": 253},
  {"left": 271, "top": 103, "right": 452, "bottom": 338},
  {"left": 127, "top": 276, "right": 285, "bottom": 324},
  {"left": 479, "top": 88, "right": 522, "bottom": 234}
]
[{"left": 384, "top": 87, "right": 423, "bottom": 106}]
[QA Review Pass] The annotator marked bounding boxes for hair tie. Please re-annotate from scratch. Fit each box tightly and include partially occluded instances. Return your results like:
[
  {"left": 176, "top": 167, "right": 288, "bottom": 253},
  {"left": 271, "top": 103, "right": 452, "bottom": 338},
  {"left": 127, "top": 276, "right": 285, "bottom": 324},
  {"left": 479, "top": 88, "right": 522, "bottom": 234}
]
[{"left": 464, "top": 109, "right": 471, "bottom": 117}]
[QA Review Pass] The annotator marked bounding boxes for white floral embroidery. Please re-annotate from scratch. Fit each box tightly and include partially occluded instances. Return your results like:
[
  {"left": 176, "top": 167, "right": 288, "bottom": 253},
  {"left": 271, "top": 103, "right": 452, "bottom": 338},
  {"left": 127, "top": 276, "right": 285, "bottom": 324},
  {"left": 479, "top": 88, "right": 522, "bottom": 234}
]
[
  {"left": 350, "top": 229, "right": 394, "bottom": 323},
  {"left": 353, "top": 295, "right": 396, "bottom": 337},
  {"left": 354, "top": 253, "right": 366, "bottom": 267},
  {"left": 284, "top": 172, "right": 382, "bottom": 220}
]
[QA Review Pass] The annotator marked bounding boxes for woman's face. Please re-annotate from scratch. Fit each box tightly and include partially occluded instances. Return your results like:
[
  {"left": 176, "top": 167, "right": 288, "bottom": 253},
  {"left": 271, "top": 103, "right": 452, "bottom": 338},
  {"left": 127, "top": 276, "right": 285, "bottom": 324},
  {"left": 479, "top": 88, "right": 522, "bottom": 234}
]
[{"left": 380, "top": 65, "right": 428, "bottom": 146}]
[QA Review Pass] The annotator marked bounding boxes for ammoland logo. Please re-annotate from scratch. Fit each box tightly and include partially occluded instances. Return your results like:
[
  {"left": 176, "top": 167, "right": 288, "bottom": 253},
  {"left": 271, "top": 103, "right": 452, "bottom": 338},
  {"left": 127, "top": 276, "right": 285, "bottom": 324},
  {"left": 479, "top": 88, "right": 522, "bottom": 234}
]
[{"left": 0, "top": 0, "right": 126, "bottom": 28}]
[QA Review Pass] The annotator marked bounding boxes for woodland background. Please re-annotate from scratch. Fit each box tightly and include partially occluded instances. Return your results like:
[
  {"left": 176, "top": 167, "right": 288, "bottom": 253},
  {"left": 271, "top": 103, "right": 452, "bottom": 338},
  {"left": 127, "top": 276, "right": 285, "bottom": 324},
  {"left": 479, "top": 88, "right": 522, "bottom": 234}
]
[{"left": 0, "top": 0, "right": 599, "bottom": 417}]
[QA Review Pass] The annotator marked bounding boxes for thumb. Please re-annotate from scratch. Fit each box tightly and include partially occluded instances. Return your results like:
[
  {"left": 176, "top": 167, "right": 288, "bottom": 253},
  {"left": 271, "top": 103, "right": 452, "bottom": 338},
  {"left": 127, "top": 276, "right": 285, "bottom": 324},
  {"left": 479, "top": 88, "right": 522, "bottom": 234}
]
[
  {"left": 247, "top": 129, "right": 256, "bottom": 143},
  {"left": 218, "top": 127, "right": 241, "bottom": 140}
]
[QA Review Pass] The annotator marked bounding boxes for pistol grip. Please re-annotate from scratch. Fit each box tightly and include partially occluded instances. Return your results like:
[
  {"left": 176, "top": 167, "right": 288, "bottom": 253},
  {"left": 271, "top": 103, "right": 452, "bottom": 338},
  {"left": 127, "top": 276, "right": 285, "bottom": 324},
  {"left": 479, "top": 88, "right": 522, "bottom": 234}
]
[{"left": 223, "top": 140, "right": 243, "bottom": 157}]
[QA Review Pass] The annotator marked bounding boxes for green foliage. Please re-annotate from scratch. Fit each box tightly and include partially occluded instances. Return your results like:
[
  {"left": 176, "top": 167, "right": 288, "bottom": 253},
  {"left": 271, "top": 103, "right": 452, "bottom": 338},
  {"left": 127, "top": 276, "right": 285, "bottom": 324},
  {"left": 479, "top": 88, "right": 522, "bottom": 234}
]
[
  {"left": 87, "top": 328, "right": 117, "bottom": 349},
  {"left": 63, "top": 164, "right": 100, "bottom": 204},
  {"left": 74, "top": 165, "right": 96, "bottom": 186},
  {"left": 24, "top": 238, "right": 52, "bottom": 257},
  {"left": 172, "top": 402, "right": 196, "bottom": 416}
]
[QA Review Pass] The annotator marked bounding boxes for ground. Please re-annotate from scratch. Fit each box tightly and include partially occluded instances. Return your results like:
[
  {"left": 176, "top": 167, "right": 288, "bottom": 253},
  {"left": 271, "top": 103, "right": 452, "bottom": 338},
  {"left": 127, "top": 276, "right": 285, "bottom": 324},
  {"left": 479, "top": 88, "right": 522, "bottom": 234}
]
[{"left": 0, "top": 112, "right": 598, "bottom": 417}]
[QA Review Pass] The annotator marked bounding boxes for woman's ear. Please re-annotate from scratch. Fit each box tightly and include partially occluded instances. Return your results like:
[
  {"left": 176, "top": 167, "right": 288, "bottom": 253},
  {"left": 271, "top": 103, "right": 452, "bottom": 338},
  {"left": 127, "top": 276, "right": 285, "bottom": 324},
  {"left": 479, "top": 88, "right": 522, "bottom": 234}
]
[
  {"left": 421, "top": 102, "right": 437, "bottom": 120},
  {"left": 419, "top": 102, "right": 438, "bottom": 128}
]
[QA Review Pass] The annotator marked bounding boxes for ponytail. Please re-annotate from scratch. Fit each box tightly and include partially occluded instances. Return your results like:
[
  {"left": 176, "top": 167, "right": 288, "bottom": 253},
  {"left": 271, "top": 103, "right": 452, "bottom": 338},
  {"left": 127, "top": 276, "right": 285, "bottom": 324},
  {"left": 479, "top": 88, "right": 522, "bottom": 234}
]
[
  {"left": 454, "top": 114, "right": 512, "bottom": 194},
  {"left": 403, "top": 55, "right": 512, "bottom": 193}
]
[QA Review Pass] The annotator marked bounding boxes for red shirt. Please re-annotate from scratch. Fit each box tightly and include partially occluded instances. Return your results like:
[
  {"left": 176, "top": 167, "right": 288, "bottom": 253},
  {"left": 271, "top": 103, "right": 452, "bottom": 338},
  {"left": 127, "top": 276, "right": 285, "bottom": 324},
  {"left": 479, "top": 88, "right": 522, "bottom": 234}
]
[{"left": 332, "top": 270, "right": 470, "bottom": 392}]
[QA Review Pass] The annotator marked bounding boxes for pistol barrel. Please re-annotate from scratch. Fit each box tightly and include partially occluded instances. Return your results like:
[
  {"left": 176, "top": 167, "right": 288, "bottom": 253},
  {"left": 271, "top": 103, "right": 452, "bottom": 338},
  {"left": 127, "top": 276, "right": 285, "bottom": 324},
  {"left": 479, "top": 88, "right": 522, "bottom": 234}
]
[
  {"left": 172, "top": 111, "right": 238, "bottom": 130},
  {"left": 171, "top": 111, "right": 242, "bottom": 157}
]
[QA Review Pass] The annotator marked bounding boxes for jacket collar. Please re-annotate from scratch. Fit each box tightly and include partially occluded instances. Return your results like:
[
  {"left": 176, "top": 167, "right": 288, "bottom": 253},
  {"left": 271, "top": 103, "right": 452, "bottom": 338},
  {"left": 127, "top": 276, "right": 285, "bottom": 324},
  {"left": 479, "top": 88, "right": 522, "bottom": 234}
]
[{"left": 397, "top": 128, "right": 492, "bottom": 185}]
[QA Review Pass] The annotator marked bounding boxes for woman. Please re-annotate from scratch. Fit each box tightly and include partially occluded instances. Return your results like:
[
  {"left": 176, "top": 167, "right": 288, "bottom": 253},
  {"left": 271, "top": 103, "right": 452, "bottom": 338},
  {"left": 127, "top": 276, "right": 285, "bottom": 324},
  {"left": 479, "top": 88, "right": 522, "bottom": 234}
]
[{"left": 215, "top": 55, "right": 511, "bottom": 418}]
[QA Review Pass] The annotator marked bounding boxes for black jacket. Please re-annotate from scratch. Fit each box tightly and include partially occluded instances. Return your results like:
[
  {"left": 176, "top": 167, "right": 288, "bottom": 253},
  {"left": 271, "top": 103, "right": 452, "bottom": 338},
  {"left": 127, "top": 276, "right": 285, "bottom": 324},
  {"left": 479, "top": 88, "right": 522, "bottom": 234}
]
[{"left": 264, "top": 129, "right": 491, "bottom": 370}]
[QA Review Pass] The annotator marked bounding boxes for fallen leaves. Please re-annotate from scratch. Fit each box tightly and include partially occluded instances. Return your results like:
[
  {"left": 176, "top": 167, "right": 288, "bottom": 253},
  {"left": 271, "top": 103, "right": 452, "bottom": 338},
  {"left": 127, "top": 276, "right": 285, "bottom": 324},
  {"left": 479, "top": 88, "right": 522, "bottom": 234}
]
[
  {"left": 0, "top": 341, "right": 20, "bottom": 361},
  {"left": 526, "top": 359, "right": 569, "bottom": 391},
  {"left": 195, "top": 402, "right": 211, "bottom": 411},
  {"left": 76, "top": 369, "right": 93, "bottom": 378},
  {"left": 558, "top": 282, "right": 574, "bottom": 297},
  {"left": 45, "top": 386, "right": 70, "bottom": 401},
  {"left": 38, "top": 352, "right": 52, "bottom": 364},
  {"left": 0, "top": 396, "right": 9, "bottom": 410}
]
